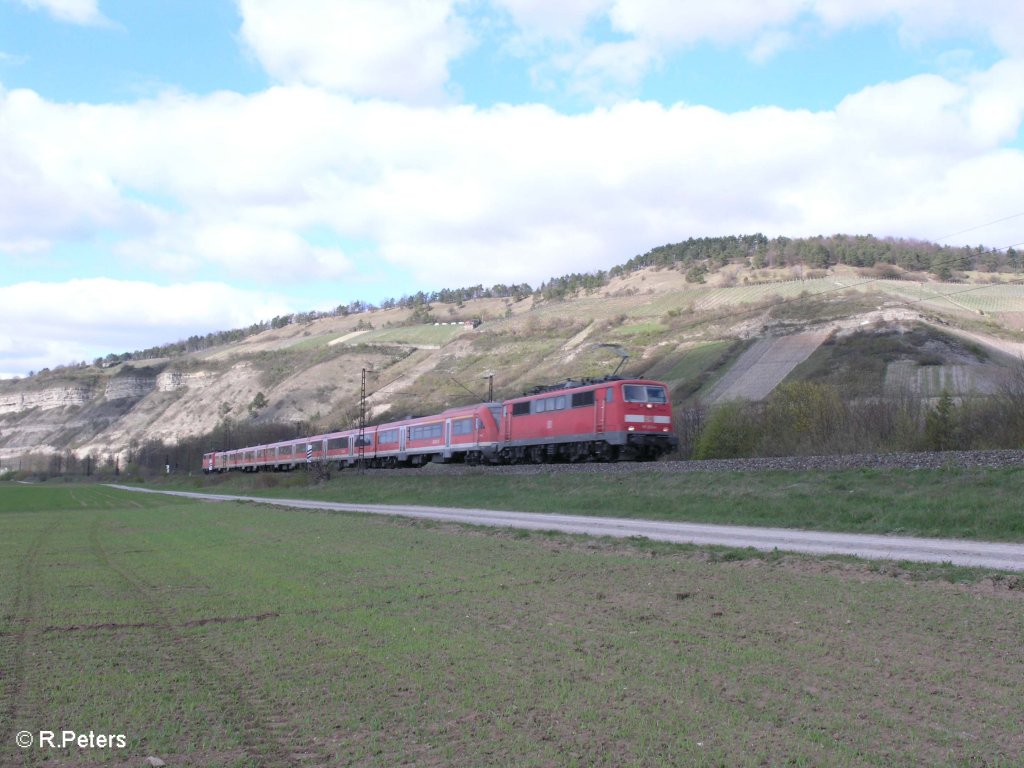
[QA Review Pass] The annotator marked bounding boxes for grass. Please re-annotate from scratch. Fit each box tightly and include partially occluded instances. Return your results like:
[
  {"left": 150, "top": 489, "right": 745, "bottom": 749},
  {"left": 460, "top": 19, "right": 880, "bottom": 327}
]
[
  {"left": 2, "top": 483, "right": 1023, "bottom": 767},
  {"left": 876, "top": 279, "right": 1024, "bottom": 314},
  {"left": 659, "top": 341, "right": 732, "bottom": 382},
  {"left": 181, "top": 464, "right": 1024, "bottom": 543},
  {"left": 649, "top": 340, "right": 743, "bottom": 402},
  {"left": 606, "top": 321, "right": 668, "bottom": 340},
  {"left": 348, "top": 324, "right": 466, "bottom": 346},
  {"left": 286, "top": 334, "right": 340, "bottom": 351}
]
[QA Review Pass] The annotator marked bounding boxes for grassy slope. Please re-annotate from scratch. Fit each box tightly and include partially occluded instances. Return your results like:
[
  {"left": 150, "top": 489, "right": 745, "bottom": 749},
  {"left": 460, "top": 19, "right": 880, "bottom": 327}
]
[{"left": 2, "top": 484, "right": 1022, "bottom": 767}]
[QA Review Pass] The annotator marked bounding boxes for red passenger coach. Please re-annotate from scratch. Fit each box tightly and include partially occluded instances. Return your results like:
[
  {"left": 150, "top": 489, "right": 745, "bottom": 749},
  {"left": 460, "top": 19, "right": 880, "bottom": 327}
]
[
  {"left": 499, "top": 378, "right": 677, "bottom": 462},
  {"left": 364, "top": 402, "right": 501, "bottom": 467}
]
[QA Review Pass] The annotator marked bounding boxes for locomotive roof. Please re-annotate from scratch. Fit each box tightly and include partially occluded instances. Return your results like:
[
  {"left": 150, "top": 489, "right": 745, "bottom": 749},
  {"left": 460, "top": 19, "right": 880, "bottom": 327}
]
[{"left": 520, "top": 375, "right": 642, "bottom": 397}]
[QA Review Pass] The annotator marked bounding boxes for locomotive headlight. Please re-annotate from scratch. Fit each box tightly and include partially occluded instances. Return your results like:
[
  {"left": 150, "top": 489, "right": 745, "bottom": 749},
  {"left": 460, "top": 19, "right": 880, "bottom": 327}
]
[{"left": 627, "top": 426, "right": 635, "bottom": 431}]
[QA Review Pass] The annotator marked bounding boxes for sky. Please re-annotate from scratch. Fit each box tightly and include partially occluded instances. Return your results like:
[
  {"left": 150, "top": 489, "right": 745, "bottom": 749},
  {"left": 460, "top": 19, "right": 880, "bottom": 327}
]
[{"left": 2, "top": 0, "right": 1024, "bottom": 378}]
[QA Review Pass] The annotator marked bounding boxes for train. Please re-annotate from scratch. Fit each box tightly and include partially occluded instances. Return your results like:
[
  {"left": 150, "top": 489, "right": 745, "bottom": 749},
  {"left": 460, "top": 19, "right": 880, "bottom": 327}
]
[{"left": 202, "top": 376, "right": 678, "bottom": 473}]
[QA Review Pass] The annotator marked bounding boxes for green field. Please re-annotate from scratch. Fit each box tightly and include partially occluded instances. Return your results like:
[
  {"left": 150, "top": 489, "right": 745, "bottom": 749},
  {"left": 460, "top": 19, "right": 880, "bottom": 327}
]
[{"left": 2, "top": 482, "right": 1023, "bottom": 767}]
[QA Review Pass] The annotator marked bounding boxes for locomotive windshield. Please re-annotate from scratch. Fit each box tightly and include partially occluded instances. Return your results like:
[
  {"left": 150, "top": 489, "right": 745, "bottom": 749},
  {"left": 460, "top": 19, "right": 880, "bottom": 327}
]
[{"left": 623, "top": 384, "right": 668, "bottom": 404}]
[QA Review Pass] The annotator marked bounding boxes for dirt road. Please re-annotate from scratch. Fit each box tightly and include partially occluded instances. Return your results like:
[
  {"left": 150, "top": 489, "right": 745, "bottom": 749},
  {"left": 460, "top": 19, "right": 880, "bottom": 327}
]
[{"left": 111, "top": 486, "right": 1024, "bottom": 571}]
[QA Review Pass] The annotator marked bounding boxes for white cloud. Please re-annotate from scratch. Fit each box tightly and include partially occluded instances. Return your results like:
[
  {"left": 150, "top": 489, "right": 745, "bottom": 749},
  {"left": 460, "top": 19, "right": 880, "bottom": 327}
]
[
  {"left": 491, "top": 0, "right": 612, "bottom": 41},
  {"left": 492, "top": 0, "right": 1024, "bottom": 97},
  {"left": 570, "top": 39, "right": 660, "bottom": 100},
  {"left": 606, "top": 0, "right": 1024, "bottom": 55},
  {"left": 608, "top": 0, "right": 807, "bottom": 48},
  {"left": 225, "top": 0, "right": 1024, "bottom": 108},
  {"left": 117, "top": 219, "right": 353, "bottom": 281},
  {"left": 813, "top": 0, "right": 1024, "bottom": 52},
  {"left": 2, "top": 60, "right": 1023, "bottom": 304},
  {"left": 0, "top": 279, "right": 293, "bottom": 374},
  {"left": 236, "top": 0, "right": 473, "bottom": 103},
  {"left": 13, "top": 0, "right": 105, "bottom": 25}
]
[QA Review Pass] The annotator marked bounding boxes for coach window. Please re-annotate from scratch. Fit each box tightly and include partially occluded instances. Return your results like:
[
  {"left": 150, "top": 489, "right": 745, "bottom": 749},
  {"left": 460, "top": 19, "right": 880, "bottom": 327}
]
[{"left": 410, "top": 424, "right": 441, "bottom": 440}]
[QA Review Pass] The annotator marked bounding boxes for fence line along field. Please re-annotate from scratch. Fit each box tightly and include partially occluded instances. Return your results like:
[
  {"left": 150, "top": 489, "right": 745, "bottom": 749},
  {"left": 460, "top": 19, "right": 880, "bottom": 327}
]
[{"left": 2, "top": 483, "right": 1023, "bottom": 767}]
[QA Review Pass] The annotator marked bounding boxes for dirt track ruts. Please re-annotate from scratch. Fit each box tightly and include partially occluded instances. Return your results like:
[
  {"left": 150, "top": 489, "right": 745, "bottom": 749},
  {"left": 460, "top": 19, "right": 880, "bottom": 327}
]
[{"left": 0, "top": 528, "right": 46, "bottom": 768}]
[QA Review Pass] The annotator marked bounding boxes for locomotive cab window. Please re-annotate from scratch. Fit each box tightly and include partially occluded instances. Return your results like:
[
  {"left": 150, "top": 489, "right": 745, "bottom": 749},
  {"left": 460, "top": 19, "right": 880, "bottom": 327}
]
[
  {"left": 623, "top": 385, "right": 668, "bottom": 404},
  {"left": 647, "top": 386, "right": 668, "bottom": 403},
  {"left": 512, "top": 402, "right": 531, "bottom": 416}
]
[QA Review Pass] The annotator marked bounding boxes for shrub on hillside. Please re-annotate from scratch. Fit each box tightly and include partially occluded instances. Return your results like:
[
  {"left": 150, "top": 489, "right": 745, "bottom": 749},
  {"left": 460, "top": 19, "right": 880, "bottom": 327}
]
[
  {"left": 762, "top": 381, "right": 844, "bottom": 456},
  {"left": 693, "top": 400, "right": 760, "bottom": 459}
]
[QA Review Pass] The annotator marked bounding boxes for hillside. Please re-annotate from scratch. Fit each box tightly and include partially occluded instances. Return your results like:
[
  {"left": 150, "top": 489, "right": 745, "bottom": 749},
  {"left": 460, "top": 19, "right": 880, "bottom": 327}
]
[{"left": 4, "top": 253, "right": 1024, "bottom": 471}]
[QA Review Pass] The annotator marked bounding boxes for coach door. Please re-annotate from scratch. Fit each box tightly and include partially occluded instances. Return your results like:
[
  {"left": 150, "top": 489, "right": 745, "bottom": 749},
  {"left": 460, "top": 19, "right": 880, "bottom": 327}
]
[
  {"left": 595, "top": 388, "right": 607, "bottom": 435},
  {"left": 444, "top": 418, "right": 452, "bottom": 449}
]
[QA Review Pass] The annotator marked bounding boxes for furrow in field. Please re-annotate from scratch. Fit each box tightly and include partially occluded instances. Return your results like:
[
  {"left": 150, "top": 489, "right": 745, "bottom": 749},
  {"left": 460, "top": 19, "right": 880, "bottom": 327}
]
[
  {"left": 85, "top": 519, "right": 329, "bottom": 767},
  {"left": 0, "top": 528, "right": 47, "bottom": 768}
]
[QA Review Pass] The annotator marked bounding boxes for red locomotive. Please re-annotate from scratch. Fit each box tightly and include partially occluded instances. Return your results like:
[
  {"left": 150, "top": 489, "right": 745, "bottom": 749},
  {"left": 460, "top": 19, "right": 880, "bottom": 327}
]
[{"left": 203, "top": 377, "right": 677, "bottom": 472}]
